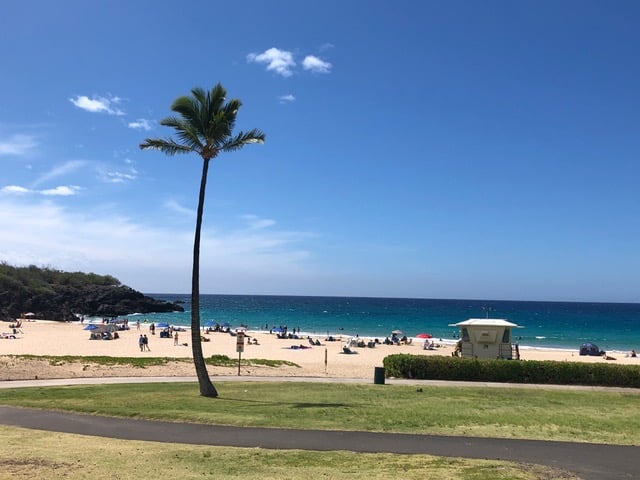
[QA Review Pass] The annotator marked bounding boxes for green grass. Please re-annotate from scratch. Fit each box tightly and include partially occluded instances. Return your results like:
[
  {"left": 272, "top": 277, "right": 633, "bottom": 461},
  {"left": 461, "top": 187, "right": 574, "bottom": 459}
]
[
  {"left": 0, "top": 425, "right": 578, "bottom": 480},
  {"left": 17, "top": 354, "right": 180, "bottom": 368},
  {"left": 207, "top": 354, "right": 298, "bottom": 368},
  {"left": 0, "top": 381, "right": 638, "bottom": 445},
  {"left": 8, "top": 354, "right": 299, "bottom": 369}
]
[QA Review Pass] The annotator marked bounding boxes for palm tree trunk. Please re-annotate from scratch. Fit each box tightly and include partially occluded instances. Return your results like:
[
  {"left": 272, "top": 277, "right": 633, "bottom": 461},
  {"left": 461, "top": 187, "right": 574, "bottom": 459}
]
[{"left": 191, "top": 157, "right": 218, "bottom": 397}]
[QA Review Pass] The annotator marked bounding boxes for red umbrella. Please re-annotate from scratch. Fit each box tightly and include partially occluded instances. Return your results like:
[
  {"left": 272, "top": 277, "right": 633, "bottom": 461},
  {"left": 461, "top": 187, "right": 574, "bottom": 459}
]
[{"left": 416, "top": 333, "right": 432, "bottom": 339}]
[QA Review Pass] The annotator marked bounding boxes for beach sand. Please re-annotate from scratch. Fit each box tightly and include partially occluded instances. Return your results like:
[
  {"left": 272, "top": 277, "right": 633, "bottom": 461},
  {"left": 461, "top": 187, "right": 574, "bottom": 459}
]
[{"left": 1, "top": 320, "right": 637, "bottom": 381}]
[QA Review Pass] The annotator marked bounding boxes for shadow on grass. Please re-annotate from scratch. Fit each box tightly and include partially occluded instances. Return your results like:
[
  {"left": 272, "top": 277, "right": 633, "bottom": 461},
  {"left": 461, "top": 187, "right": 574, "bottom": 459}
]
[{"left": 217, "top": 396, "right": 351, "bottom": 409}]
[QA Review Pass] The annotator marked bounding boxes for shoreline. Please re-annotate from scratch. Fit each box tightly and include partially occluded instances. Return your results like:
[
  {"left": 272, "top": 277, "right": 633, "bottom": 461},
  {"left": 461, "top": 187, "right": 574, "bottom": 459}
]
[
  {"left": 1, "top": 320, "right": 638, "bottom": 381},
  {"left": 121, "top": 294, "right": 640, "bottom": 353}
]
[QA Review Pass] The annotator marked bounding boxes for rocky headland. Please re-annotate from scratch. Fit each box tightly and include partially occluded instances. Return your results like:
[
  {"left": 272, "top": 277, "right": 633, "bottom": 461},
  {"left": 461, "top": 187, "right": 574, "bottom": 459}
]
[{"left": 0, "top": 263, "right": 183, "bottom": 321}]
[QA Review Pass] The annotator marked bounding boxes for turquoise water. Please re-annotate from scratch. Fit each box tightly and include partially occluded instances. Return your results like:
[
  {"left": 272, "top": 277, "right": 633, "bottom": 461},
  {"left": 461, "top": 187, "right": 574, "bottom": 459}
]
[{"left": 127, "top": 295, "right": 639, "bottom": 353}]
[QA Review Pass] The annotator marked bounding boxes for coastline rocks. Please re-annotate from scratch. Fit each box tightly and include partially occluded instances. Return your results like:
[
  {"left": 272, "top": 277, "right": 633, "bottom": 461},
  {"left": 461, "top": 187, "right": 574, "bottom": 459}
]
[
  {"left": 80, "top": 285, "right": 185, "bottom": 317},
  {"left": 6, "top": 285, "right": 183, "bottom": 321},
  {"left": 0, "top": 264, "right": 183, "bottom": 321}
]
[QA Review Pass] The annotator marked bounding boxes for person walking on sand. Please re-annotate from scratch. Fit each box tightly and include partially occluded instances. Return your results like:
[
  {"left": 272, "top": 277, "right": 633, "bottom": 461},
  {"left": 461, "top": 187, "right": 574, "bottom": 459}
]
[
  {"left": 143, "top": 334, "right": 150, "bottom": 351},
  {"left": 174, "top": 331, "right": 179, "bottom": 346},
  {"left": 138, "top": 334, "right": 144, "bottom": 352}
]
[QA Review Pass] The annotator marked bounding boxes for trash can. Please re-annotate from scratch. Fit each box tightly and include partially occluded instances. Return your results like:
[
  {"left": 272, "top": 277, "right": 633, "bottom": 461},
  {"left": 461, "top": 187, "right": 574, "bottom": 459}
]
[{"left": 373, "top": 366, "right": 385, "bottom": 385}]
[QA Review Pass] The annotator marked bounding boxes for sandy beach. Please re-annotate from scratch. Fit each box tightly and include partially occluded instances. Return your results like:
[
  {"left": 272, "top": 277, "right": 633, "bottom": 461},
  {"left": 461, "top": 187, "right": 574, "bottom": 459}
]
[{"left": 1, "top": 320, "right": 637, "bottom": 381}]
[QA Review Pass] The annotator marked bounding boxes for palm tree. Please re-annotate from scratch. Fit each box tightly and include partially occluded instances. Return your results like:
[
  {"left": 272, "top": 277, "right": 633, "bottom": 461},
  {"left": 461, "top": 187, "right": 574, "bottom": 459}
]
[{"left": 140, "top": 84, "right": 265, "bottom": 397}]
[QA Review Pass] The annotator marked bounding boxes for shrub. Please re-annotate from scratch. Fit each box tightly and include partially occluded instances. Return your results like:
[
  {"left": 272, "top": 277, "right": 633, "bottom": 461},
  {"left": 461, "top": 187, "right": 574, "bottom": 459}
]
[{"left": 382, "top": 354, "right": 640, "bottom": 388}]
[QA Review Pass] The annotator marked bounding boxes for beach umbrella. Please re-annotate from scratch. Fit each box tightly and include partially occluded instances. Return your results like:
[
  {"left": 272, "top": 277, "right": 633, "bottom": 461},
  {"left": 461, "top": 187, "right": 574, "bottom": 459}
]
[
  {"left": 156, "top": 322, "right": 170, "bottom": 328},
  {"left": 416, "top": 333, "right": 432, "bottom": 339},
  {"left": 205, "top": 320, "right": 217, "bottom": 327},
  {"left": 273, "top": 326, "right": 284, "bottom": 333},
  {"left": 221, "top": 322, "right": 231, "bottom": 328},
  {"left": 83, "top": 324, "right": 98, "bottom": 330}
]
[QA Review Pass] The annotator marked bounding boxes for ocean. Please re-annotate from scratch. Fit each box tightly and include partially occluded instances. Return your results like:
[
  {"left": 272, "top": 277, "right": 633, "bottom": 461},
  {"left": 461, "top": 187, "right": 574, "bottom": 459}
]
[{"left": 122, "top": 295, "right": 640, "bottom": 354}]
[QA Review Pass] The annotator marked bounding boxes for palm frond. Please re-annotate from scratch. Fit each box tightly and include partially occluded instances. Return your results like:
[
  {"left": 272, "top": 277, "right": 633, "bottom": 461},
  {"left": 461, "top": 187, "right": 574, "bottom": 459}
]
[
  {"left": 209, "top": 83, "right": 227, "bottom": 113},
  {"left": 159, "top": 114, "right": 203, "bottom": 153},
  {"left": 139, "top": 137, "right": 194, "bottom": 155},
  {"left": 202, "top": 86, "right": 231, "bottom": 141},
  {"left": 221, "top": 129, "right": 266, "bottom": 152},
  {"left": 171, "top": 96, "right": 203, "bottom": 134},
  {"left": 159, "top": 116, "right": 186, "bottom": 130}
]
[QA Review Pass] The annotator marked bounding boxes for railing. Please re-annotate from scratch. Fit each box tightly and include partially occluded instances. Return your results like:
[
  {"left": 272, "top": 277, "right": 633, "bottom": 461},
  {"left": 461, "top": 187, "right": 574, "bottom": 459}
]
[{"left": 512, "top": 343, "right": 520, "bottom": 360}]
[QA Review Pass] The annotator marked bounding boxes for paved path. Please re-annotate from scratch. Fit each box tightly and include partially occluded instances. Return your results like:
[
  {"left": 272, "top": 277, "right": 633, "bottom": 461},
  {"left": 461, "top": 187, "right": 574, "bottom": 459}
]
[{"left": 1, "top": 377, "right": 638, "bottom": 479}]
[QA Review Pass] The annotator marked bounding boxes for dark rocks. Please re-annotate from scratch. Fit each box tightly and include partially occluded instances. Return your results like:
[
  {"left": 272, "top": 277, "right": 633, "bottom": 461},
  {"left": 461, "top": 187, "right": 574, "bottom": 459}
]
[{"left": 0, "top": 264, "right": 183, "bottom": 321}]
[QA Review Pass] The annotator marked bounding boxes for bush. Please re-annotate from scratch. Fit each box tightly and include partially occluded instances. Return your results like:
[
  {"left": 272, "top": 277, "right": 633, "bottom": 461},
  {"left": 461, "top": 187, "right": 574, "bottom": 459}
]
[{"left": 382, "top": 354, "right": 640, "bottom": 388}]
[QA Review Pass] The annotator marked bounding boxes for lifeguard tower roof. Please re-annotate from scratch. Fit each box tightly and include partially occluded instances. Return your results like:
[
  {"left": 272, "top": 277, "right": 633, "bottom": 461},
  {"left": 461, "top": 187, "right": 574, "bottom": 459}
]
[{"left": 448, "top": 318, "right": 522, "bottom": 328}]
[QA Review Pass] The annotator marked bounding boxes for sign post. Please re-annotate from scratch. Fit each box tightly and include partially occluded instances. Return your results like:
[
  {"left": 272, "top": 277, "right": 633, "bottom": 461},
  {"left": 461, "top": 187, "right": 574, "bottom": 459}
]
[
  {"left": 324, "top": 347, "right": 328, "bottom": 373},
  {"left": 236, "top": 332, "right": 245, "bottom": 376}
]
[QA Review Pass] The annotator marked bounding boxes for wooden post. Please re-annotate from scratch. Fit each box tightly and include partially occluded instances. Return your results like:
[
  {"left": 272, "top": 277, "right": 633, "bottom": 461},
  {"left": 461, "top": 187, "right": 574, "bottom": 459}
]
[{"left": 324, "top": 347, "right": 327, "bottom": 373}]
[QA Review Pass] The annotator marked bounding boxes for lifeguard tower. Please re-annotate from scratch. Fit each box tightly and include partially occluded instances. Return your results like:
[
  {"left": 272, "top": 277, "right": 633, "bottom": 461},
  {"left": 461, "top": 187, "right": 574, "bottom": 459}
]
[{"left": 450, "top": 319, "right": 521, "bottom": 360}]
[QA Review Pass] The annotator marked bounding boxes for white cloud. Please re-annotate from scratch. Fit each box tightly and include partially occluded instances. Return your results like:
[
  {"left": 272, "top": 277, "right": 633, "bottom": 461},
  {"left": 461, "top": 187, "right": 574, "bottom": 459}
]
[
  {"left": 32, "top": 160, "right": 87, "bottom": 188},
  {"left": 247, "top": 48, "right": 296, "bottom": 77},
  {"left": 69, "top": 95, "right": 125, "bottom": 115},
  {"left": 302, "top": 55, "right": 332, "bottom": 73},
  {"left": 0, "top": 134, "right": 37, "bottom": 156},
  {"left": 128, "top": 119, "right": 152, "bottom": 131},
  {"left": 1, "top": 184, "right": 81, "bottom": 196},
  {"left": 165, "top": 199, "right": 195, "bottom": 217},
  {"left": 242, "top": 214, "right": 276, "bottom": 230},
  {"left": 100, "top": 168, "right": 138, "bottom": 184},
  {"left": 1, "top": 185, "right": 30, "bottom": 194},
  {"left": 278, "top": 94, "right": 296, "bottom": 103},
  {"left": 40, "top": 185, "right": 81, "bottom": 196},
  {"left": 0, "top": 198, "right": 313, "bottom": 293}
]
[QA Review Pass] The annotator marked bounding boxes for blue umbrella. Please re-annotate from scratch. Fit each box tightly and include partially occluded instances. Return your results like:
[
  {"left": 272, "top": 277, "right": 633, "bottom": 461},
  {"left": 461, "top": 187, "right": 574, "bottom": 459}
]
[
  {"left": 221, "top": 322, "right": 231, "bottom": 328},
  {"left": 205, "top": 320, "right": 218, "bottom": 327},
  {"left": 83, "top": 324, "right": 98, "bottom": 330},
  {"left": 156, "top": 322, "right": 170, "bottom": 328},
  {"left": 273, "top": 326, "right": 284, "bottom": 333}
]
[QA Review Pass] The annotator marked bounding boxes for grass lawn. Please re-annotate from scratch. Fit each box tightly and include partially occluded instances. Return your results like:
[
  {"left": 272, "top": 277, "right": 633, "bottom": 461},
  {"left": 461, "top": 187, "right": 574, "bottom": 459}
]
[{"left": 0, "top": 381, "right": 638, "bottom": 445}]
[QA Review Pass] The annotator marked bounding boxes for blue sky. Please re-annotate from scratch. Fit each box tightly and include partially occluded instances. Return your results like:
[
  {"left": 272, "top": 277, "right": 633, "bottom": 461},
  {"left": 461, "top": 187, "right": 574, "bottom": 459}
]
[{"left": 1, "top": 1, "right": 639, "bottom": 302}]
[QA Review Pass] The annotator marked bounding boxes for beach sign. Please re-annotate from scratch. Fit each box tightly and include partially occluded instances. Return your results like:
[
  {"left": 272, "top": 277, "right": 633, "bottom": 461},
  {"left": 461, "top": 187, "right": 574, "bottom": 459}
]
[{"left": 236, "top": 332, "right": 245, "bottom": 376}]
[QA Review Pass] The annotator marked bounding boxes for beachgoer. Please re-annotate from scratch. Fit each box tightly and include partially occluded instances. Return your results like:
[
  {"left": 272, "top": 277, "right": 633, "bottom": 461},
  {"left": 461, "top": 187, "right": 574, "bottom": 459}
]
[
  {"left": 136, "top": 320, "right": 140, "bottom": 330},
  {"left": 631, "top": 349, "right": 637, "bottom": 358},
  {"left": 174, "top": 331, "right": 179, "bottom": 346},
  {"left": 138, "top": 334, "right": 144, "bottom": 352},
  {"left": 143, "top": 334, "right": 150, "bottom": 351}
]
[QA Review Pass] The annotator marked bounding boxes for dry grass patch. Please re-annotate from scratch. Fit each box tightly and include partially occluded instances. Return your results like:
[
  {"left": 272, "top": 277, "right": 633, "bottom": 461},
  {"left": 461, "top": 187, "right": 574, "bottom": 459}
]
[{"left": 0, "top": 426, "right": 578, "bottom": 480}]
